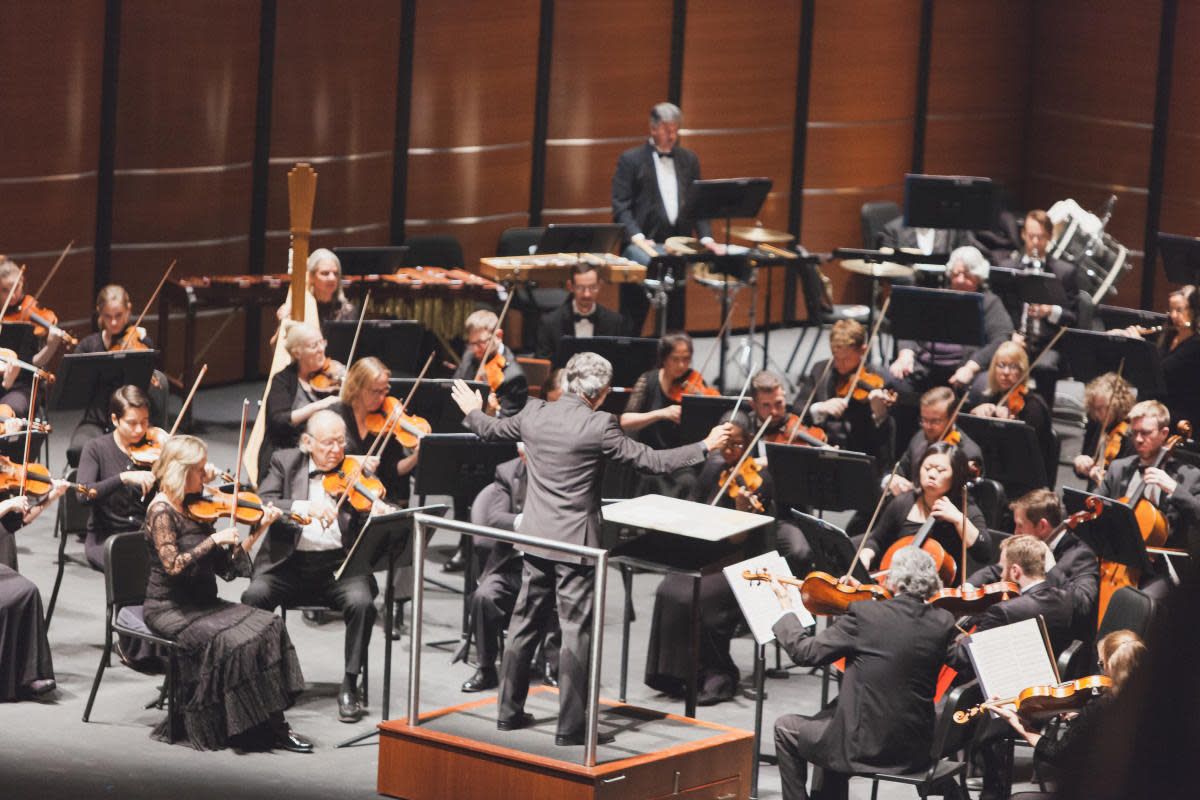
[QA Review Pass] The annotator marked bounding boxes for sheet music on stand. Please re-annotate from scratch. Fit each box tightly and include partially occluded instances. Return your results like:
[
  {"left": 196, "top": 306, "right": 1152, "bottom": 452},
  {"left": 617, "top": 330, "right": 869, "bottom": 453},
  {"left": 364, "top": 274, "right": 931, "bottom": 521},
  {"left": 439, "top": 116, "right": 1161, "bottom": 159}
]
[
  {"left": 965, "top": 616, "right": 1059, "bottom": 712},
  {"left": 724, "top": 551, "right": 815, "bottom": 646}
]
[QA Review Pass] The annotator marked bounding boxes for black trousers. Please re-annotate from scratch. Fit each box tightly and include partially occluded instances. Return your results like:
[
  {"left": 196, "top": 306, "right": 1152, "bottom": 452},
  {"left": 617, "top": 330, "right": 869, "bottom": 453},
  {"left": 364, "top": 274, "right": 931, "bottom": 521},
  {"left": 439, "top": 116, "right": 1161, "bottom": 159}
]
[
  {"left": 498, "top": 555, "right": 592, "bottom": 738},
  {"left": 775, "top": 708, "right": 848, "bottom": 800},
  {"left": 241, "top": 550, "right": 377, "bottom": 676}
]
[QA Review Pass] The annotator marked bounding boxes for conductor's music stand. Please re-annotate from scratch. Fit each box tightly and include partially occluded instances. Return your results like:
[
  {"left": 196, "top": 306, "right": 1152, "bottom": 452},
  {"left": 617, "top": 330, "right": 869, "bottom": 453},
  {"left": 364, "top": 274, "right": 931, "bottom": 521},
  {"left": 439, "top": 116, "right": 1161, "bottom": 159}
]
[
  {"left": 325, "top": 319, "right": 423, "bottom": 375},
  {"left": 1056, "top": 329, "right": 1165, "bottom": 399},
  {"left": 388, "top": 378, "right": 490, "bottom": 433},
  {"left": 765, "top": 443, "right": 879, "bottom": 515},
  {"left": 333, "top": 503, "right": 449, "bottom": 748},
  {"left": 957, "top": 414, "right": 1049, "bottom": 495},
  {"left": 552, "top": 336, "right": 659, "bottom": 387}
]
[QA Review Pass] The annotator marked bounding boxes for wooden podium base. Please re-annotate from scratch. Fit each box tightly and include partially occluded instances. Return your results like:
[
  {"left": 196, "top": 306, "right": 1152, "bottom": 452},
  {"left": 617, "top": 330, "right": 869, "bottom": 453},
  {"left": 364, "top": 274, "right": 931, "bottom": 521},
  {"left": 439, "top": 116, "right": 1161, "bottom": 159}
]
[{"left": 378, "top": 688, "right": 754, "bottom": 800}]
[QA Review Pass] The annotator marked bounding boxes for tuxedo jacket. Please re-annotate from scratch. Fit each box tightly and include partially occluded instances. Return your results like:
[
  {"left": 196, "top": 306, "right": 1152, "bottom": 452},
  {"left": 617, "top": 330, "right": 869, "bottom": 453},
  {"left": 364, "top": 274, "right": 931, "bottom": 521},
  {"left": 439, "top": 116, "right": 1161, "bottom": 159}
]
[
  {"left": 611, "top": 142, "right": 712, "bottom": 244},
  {"left": 876, "top": 219, "right": 982, "bottom": 254},
  {"left": 254, "top": 448, "right": 366, "bottom": 574},
  {"left": 535, "top": 300, "right": 626, "bottom": 360}
]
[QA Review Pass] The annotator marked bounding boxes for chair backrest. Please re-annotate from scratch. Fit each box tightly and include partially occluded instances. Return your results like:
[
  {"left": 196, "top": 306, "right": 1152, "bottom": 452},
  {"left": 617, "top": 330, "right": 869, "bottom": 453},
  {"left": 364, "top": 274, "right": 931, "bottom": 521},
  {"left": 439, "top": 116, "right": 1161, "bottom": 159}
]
[
  {"left": 798, "top": 260, "right": 831, "bottom": 320},
  {"left": 1098, "top": 586, "right": 1156, "bottom": 640},
  {"left": 104, "top": 531, "right": 151, "bottom": 610},
  {"left": 58, "top": 467, "right": 92, "bottom": 536},
  {"left": 969, "top": 478, "right": 1008, "bottom": 531},
  {"left": 1056, "top": 638, "right": 1090, "bottom": 681},
  {"left": 861, "top": 201, "right": 901, "bottom": 248},
  {"left": 403, "top": 234, "right": 465, "bottom": 268},
  {"left": 1047, "top": 429, "right": 1062, "bottom": 491},
  {"left": 496, "top": 226, "right": 545, "bottom": 257},
  {"left": 932, "top": 681, "right": 983, "bottom": 762}
]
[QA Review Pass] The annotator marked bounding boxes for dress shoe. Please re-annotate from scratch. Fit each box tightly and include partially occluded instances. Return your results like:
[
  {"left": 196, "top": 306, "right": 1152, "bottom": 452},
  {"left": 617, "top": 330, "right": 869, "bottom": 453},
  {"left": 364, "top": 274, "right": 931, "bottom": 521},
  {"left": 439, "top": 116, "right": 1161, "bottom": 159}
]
[
  {"left": 338, "top": 687, "right": 364, "bottom": 723},
  {"left": 496, "top": 711, "right": 535, "bottom": 731},
  {"left": 555, "top": 730, "right": 615, "bottom": 747},
  {"left": 26, "top": 678, "right": 56, "bottom": 697},
  {"left": 273, "top": 728, "right": 314, "bottom": 753},
  {"left": 461, "top": 668, "right": 498, "bottom": 693},
  {"left": 540, "top": 660, "right": 558, "bottom": 688},
  {"left": 442, "top": 550, "right": 466, "bottom": 573}
]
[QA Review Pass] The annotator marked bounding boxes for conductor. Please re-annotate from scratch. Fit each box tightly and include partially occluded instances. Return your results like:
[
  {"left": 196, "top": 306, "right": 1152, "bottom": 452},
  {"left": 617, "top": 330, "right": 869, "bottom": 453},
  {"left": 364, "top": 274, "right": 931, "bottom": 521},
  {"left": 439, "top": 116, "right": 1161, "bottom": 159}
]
[{"left": 452, "top": 352, "right": 732, "bottom": 746}]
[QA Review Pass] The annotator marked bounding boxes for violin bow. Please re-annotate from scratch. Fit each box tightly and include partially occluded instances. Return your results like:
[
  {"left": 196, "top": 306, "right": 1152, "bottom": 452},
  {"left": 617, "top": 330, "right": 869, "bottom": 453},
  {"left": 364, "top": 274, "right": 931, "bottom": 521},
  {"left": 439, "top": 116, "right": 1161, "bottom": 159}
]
[
  {"left": 18, "top": 375, "right": 39, "bottom": 498},
  {"left": 31, "top": 240, "right": 74, "bottom": 303},
  {"left": 710, "top": 412, "right": 774, "bottom": 507},
  {"left": 787, "top": 357, "right": 836, "bottom": 446},
  {"left": 692, "top": 294, "right": 740, "bottom": 384},
  {"left": 344, "top": 290, "right": 372, "bottom": 367},
  {"left": 470, "top": 284, "right": 517, "bottom": 382},
  {"left": 842, "top": 295, "right": 891, "bottom": 400},
  {"left": 960, "top": 483, "right": 969, "bottom": 589},
  {"left": 167, "top": 364, "right": 208, "bottom": 438},
  {"left": 1090, "top": 358, "right": 1126, "bottom": 467},
  {"left": 996, "top": 325, "right": 1069, "bottom": 409},
  {"left": 228, "top": 399, "right": 250, "bottom": 537},
  {"left": 729, "top": 370, "right": 755, "bottom": 420},
  {"left": 122, "top": 260, "right": 176, "bottom": 351},
  {"left": 0, "top": 265, "right": 27, "bottom": 335}
]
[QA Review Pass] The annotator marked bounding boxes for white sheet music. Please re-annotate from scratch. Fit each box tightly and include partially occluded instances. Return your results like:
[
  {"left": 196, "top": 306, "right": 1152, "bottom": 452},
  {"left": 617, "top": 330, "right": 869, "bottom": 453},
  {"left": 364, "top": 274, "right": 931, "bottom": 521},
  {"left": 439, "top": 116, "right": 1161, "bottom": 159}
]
[
  {"left": 724, "top": 552, "right": 816, "bottom": 646},
  {"left": 965, "top": 617, "right": 1057, "bottom": 703}
]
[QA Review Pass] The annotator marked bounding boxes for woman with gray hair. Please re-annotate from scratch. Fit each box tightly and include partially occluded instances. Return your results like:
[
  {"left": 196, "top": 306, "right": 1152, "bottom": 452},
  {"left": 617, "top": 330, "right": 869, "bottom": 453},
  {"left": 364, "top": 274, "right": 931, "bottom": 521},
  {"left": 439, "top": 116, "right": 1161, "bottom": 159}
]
[{"left": 275, "top": 247, "right": 357, "bottom": 329}]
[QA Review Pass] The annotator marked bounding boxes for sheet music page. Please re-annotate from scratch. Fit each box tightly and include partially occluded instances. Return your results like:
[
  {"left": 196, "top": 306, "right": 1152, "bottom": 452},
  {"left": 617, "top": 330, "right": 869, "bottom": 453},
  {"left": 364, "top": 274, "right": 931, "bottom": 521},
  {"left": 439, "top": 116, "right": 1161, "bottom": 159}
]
[
  {"left": 602, "top": 494, "right": 771, "bottom": 541},
  {"left": 965, "top": 617, "right": 1057, "bottom": 703},
  {"left": 724, "top": 552, "right": 815, "bottom": 646}
]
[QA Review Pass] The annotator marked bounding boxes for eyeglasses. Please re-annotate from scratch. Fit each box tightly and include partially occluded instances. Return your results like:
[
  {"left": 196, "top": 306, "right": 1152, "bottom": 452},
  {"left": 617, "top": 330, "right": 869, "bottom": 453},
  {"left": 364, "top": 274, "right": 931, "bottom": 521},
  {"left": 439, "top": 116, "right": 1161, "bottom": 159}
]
[{"left": 314, "top": 437, "right": 346, "bottom": 448}]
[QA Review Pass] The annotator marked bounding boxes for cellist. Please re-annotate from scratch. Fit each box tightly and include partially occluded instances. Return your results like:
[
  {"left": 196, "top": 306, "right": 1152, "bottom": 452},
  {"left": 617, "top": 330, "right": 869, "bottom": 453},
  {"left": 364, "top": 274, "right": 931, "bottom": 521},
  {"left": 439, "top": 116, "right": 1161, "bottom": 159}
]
[
  {"left": 452, "top": 309, "right": 527, "bottom": 417},
  {"left": 1096, "top": 400, "right": 1200, "bottom": 598}
]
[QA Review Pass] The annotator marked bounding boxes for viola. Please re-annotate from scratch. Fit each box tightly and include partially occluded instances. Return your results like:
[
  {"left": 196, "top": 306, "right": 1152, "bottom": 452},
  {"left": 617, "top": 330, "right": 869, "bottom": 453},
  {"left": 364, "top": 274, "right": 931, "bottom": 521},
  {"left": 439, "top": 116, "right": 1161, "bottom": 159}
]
[
  {"left": 365, "top": 396, "right": 432, "bottom": 449},
  {"left": 765, "top": 413, "right": 829, "bottom": 447},
  {"left": 3, "top": 295, "right": 78, "bottom": 347},
  {"left": 719, "top": 458, "right": 765, "bottom": 513},
  {"left": 742, "top": 569, "right": 892, "bottom": 616},
  {"left": 1102, "top": 421, "right": 1130, "bottom": 468},
  {"left": 666, "top": 368, "right": 720, "bottom": 403},
  {"left": 927, "top": 581, "right": 1020, "bottom": 616},
  {"left": 306, "top": 357, "right": 346, "bottom": 395},
  {"left": 184, "top": 489, "right": 309, "bottom": 526},
  {"left": 322, "top": 455, "right": 387, "bottom": 513},
  {"left": 0, "top": 455, "right": 94, "bottom": 500},
  {"left": 954, "top": 675, "right": 1113, "bottom": 724}
]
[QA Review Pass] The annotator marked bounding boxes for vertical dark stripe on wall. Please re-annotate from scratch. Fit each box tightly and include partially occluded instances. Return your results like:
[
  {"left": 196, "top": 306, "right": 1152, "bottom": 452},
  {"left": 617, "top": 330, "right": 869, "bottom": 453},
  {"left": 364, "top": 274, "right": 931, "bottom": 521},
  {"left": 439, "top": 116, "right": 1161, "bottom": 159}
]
[
  {"left": 785, "top": 0, "right": 815, "bottom": 322},
  {"left": 390, "top": 0, "right": 418, "bottom": 245},
  {"left": 245, "top": 0, "right": 277, "bottom": 379},
  {"left": 911, "top": 0, "right": 934, "bottom": 174},
  {"left": 93, "top": 0, "right": 122, "bottom": 294},
  {"left": 667, "top": 0, "right": 687, "bottom": 104},
  {"left": 528, "top": 0, "right": 555, "bottom": 225},
  {"left": 1141, "top": 0, "right": 1177, "bottom": 308}
]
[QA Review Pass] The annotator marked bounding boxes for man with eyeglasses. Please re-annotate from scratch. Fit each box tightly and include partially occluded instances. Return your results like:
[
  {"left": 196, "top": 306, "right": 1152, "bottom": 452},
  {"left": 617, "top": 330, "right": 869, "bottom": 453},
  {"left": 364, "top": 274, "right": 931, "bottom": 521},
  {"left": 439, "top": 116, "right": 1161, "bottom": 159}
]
[
  {"left": 453, "top": 308, "right": 528, "bottom": 418},
  {"left": 535, "top": 262, "right": 627, "bottom": 360},
  {"left": 886, "top": 386, "right": 984, "bottom": 496}
]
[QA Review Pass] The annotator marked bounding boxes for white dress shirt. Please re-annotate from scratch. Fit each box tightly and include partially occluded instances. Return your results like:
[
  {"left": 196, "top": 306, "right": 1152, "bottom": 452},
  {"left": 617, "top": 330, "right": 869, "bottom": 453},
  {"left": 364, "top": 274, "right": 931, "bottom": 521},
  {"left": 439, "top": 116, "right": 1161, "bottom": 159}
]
[
  {"left": 572, "top": 301, "right": 595, "bottom": 338},
  {"left": 651, "top": 141, "right": 679, "bottom": 225},
  {"left": 292, "top": 457, "right": 344, "bottom": 552}
]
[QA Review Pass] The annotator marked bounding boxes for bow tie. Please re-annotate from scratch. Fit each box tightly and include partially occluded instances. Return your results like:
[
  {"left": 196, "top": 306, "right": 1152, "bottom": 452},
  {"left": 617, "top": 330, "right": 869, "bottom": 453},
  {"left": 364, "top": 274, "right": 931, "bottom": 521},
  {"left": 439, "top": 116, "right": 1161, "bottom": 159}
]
[
  {"left": 309, "top": 468, "right": 332, "bottom": 478},
  {"left": 656, "top": 150, "right": 674, "bottom": 159},
  {"left": 572, "top": 312, "right": 594, "bottom": 323}
]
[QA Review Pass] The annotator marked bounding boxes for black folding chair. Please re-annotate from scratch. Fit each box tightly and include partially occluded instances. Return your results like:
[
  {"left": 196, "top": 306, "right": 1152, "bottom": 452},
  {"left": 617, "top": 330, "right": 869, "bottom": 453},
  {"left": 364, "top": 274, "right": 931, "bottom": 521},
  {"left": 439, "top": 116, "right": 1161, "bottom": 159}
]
[{"left": 45, "top": 467, "right": 92, "bottom": 627}]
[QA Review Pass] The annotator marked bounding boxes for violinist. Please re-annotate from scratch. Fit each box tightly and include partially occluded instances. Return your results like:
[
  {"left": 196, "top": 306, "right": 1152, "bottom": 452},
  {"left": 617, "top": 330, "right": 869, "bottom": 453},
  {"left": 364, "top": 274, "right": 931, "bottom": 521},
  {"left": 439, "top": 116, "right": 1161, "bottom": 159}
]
[
  {"left": 799, "top": 320, "right": 894, "bottom": 464},
  {"left": 1097, "top": 400, "right": 1200, "bottom": 597},
  {"left": 0, "top": 258, "right": 68, "bottom": 418},
  {"left": 621, "top": 331, "right": 699, "bottom": 444},
  {"left": 887, "top": 386, "right": 984, "bottom": 495},
  {"left": 1073, "top": 372, "right": 1135, "bottom": 488},
  {"left": 0, "top": 481, "right": 71, "bottom": 571},
  {"left": 244, "top": 410, "right": 383, "bottom": 725},
  {"left": 968, "top": 340, "right": 1055, "bottom": 484},
  {"left": 1113, "top": 285, "right": 1200, "bottom": 433},
  {"left": 452, "top": 308, "right": 528, "bottom": 417},
  {"left": 861, "top": 441, "right": 992, "bottom": 582},
  {"left": 767, "top": 546, "right": 958, "bottom": 800},
  {"left": 534, "top": 262, "right": 627, "bottom": 359},
  {"left": 274, "top": 248, "right": 358, "bottom": 330},
  {"left": 259, "top": 321, "right": 344, "bottom": 478}
]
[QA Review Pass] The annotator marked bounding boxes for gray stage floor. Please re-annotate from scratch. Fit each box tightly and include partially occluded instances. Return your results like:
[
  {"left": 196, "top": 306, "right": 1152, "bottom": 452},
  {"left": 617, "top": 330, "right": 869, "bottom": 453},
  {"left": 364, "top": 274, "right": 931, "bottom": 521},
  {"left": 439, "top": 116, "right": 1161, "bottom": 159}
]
[{"left": 2, "top": 328, "right": 1078, "bottom": 799}]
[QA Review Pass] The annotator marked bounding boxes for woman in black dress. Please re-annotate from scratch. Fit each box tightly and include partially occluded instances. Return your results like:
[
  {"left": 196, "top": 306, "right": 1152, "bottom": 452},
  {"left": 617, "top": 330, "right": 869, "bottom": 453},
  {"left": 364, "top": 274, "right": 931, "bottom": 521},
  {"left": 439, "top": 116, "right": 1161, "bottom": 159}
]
[
  {"left": 143, "top": 435, "right": 309, "bottom": 751},
  {"left": 969, "top": 340, "right": 1056, "bottom": 485},
  {"left": 1119, "top": 285, "right": 1200, "bottom": 431},
  {"left": 859, "top": 441, "right": 993, "bottom": 583}
]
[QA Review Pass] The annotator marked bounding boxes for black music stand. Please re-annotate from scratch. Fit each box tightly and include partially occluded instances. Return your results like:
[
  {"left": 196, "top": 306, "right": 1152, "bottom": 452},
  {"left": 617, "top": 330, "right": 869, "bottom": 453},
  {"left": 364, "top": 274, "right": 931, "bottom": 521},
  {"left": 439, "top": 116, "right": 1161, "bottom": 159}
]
[
  {"left": 325, "top": 319, "right": 423, "bottom": 375},
  {"left": 1016, "top": 271, "right": 1068, "bottom": 307},
  {"left": 903, "top": 173, "right": 998, "bottom": 230},
  {"left": 1062, "top": 488, "right": 1153, "bottom": 577},
  {"left": 679, "top": 394, "right": 740, "bottom": 444},
  {"left": 888, "top": 285, "right": 986, "bottom": 347},
  {"left": 331, "top": 246, "right": 410, "bottom": 277},
  {"left": 787, "top": 509, "right": 870, "bottom": 583},
  {"left": 388, "top": 378, "right": 490, "bottom": 433},
  {"left": 0, "top": 323, "right": 38, "bottom": 362},
  {"left": 766, "top": 443, "right": 879, "bottom": 514},
  {"left": 49, "top": 350, "right": 157, "bottom": 412},
  {"left": 957, "top": 414, "right": 1048, "bottom": 496},
  {"left": 535, "top": 223, "right": 623, "bottom": 256},
  {"left": 552, "top": 336, "right": 659, "bottom": 387},
  {"left": 1056, "top": 329, "right": 1165, "bottom": 398},
  {"left": 644, "top": 253, "right": 692, "bottom": 339},
  {"left": 334, "top": 503, "right": 449, "bottom": 748},
  {"left": 1157, "top": 232, "right": 1200, "bottom": 285}
]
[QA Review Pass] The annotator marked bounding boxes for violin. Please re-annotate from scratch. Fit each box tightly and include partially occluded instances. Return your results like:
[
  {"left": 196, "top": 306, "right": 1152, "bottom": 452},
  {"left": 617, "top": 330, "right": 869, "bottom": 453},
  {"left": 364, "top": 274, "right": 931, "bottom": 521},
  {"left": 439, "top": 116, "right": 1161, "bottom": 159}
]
[
  {"left": 0, "top": 455, "right": 94, "bottom": 500},
  {"left": 1004, "top": 383, "right": 1027, "bottom": 418},
  {"left": 184, "top": 489, "right": 310, "bottom": 526},
  {"left": 0, "top": 348, "right": 55, "bottom": 384},
  {"left": 479, "top": 353, "right": 507, "bottom": 393},
  {"left": 1101, "top": 421, "right": 1129, "bottom": 467},
  {"left": 666, "top": 368, "right": 720, "bottom": 403},
  {"left": 306, "top": 357, "right": 346, "bottom": 395},
  {"left": 835, "top": 370, "right": 897, "bottom": 406},
  {"left": 108, "top": 326, "right": 151, "bottom": 352},
  {"left": 927, "top": 581, "right": 1020, "bottom": 616},
  {"left": 719, "top": 458, "right": 765, "bottom": 513},
  {"left": 741, "top": 569, "right": 892, "bottom": 616},
  {"left": 365, "top": 396, "right": 432, "bottom": 449},
  {"left": 3, "top": 295, "right": 78, "bottom": 347},
  {"left": 954, "top": 675, "right": 1113, "bottom": 724},
  {"left": 765, "top": 413, "right": 828, "bottom": 447},
  {"left": 128, "top": 430, "right": 166, "bottom": 468},
  {"left": 322, "top": 455, "right": 387, "bottom": 513},
  {"left": 0, "top": 404, "right": 50, "bottom": 434}
]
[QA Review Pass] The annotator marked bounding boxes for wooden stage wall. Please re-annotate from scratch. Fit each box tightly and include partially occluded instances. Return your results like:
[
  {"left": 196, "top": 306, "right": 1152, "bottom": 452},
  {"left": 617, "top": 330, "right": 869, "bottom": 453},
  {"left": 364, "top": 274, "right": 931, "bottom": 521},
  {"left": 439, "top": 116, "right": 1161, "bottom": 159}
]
[{"left": 0, "top": 1, "right": 1196, "bottom": 382}]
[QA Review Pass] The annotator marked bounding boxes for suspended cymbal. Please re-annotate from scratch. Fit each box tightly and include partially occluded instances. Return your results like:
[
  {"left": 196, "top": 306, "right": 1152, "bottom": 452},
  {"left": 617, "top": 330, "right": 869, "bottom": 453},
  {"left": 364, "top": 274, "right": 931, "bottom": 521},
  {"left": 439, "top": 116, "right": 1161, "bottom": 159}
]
[
  {"left": 838, "top": 259, "right": 914, "bottom": 279},
  {"left": 728, "top": 225, "right": 794, "bottom": 244}
]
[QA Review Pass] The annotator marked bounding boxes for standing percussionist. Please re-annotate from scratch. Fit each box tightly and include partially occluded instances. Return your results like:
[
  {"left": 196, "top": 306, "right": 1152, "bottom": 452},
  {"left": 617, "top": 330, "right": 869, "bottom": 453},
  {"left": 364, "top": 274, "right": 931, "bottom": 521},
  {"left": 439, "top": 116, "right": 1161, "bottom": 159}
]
[
  {"left": 452, "top": 352, "right": 731, "bottom": 746},
  {"left": 611, "top": 102, "right": 723, "bottom": 334}
]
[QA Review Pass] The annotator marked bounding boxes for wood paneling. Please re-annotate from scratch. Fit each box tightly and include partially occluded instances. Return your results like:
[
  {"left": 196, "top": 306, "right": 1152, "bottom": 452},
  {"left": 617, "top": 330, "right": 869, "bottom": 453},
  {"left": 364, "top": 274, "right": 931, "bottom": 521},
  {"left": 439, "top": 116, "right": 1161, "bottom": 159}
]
[
  {"left": 267, "top": 0, "right": 403, "bottom": 271},
  {"left": 0, "top": 2, "right": 105, "bottom": 325},
  {"left": 1159, "top": 1, "right": 1200, "bottom": 309},
  {"left": 405, "top": 0, "right": 539, "bottom": 269}
]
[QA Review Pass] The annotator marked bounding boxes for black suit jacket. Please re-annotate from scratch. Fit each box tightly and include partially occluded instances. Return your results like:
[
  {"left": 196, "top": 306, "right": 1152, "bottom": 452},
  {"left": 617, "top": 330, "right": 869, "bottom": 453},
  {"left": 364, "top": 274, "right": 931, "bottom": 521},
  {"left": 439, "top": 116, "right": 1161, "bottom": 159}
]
[
  {"left": 876, "top": 218, "right": 983, "bottom": 254},
  {"left": 254, "top": 448, "right": 366, "bottom": 574},
  {"left": 954, "top": 580, "right": 1075, "bottom": 670},
  {"left": 997, "top": 255, "right": 1080, "bottom": 334},
  {"left": 535, "top": 300, "right": 626, "bottom": 360},
  {"left": 1099, "top": 453, "right": 1200, "bottom": 552},
  {"left": 470, "top": 456, "right": 527, "bottom": 578},
  {"left": 611, "top": 142, "right": 712, "bottom": 244},
  {"left": 773, "top": 593, "right": 958, "bottom": 774},
  {"left": 895, "top": 428, "right": 985, "bottom": 482},
  {"left": 453, "top": 344, "right": 528, "bottom": 418}
]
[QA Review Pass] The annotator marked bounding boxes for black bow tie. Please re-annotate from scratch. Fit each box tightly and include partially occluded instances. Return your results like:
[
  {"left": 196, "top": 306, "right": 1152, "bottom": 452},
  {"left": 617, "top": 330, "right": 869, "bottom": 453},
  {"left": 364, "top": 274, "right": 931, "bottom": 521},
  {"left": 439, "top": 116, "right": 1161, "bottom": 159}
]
[
  {"left": 309, "top": 468, "right": 331, "bottom": 479},
  {"left": 656, "top": 150, "right": 674, "bottom": 159},
  {"left": 573, "top": 312, "right": 594, "bottom": 323}
]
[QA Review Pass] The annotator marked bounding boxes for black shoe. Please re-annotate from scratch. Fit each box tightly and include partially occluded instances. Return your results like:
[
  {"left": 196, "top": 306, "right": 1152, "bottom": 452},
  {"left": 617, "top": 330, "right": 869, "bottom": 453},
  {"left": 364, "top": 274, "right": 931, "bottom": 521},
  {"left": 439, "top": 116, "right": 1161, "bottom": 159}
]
[
  {"left": 338, "top": 687, "right": 364, "bottom": 723},
  {"left": 496, "top": 711, "right": 535, "bottom": 731},
  {"left": 442, "top": 550, "right": 466, "bottom": 573},
  {"left": 390, "top": 616, "right": 407, "bottom": 641},
  {"left": 273, "top": 728, "right": 314, "bottom": 753},
  {"left": 461, "top": 668, "right": 498, "bottom": 693},
  {"left": 22, "top": 678, "right": 56, "bottom": 698},
  {"left": 555, "top": 730, "right": 615, "bottom": 746},
  {"left": 541, "top": 667, "right": 559, "bottom": 688}
]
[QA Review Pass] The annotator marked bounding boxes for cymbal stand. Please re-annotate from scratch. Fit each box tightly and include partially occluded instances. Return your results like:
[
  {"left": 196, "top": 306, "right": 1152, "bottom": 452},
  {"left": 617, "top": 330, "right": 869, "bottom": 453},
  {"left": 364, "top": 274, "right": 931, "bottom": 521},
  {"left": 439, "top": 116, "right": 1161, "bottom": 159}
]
[{"left": 724, "top": 261, "right": 797, "bottom": 396}]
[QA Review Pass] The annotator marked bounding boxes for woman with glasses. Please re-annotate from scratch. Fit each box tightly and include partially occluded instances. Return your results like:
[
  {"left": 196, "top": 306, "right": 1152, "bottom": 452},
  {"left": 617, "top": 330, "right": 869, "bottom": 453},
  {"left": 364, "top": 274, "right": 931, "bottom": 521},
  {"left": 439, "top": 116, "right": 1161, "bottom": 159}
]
[{"left": 969, "top": 340, "right": 1055, "bottom": 484}]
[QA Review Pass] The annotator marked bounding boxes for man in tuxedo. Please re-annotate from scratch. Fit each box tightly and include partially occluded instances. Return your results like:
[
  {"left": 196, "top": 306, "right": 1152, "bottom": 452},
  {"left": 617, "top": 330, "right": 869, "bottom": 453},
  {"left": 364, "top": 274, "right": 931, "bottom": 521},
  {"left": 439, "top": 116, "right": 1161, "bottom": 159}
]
[
  {"left": 611, "top": 102, "right": 722, "bottom": 333},
  {"left": 242, "top": 410, "right": 379, "bottom": 723},
  {"left": 452, "top": 352, "right": 731, "bottom": 745},
  {"left": 534, "top": 262, "right": 626, "bottom": 360},
  {"left": 768, "top": 547, "right": 960, "bottom": 800}
]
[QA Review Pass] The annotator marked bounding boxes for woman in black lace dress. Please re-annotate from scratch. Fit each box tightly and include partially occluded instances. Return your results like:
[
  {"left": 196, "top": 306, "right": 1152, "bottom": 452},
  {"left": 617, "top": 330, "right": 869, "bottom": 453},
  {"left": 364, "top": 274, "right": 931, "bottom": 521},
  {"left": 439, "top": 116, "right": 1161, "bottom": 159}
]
[{"left": 143, "top": 435, "right": 310, "bottom": 751}]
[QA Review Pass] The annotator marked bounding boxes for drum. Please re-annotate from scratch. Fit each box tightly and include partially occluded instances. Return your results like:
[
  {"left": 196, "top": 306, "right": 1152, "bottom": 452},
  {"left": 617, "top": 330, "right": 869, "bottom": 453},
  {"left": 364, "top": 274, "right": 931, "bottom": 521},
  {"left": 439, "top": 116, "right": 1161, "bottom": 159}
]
[{"left": 1047, "top": 199, "right": 1129, "bottom": 298}]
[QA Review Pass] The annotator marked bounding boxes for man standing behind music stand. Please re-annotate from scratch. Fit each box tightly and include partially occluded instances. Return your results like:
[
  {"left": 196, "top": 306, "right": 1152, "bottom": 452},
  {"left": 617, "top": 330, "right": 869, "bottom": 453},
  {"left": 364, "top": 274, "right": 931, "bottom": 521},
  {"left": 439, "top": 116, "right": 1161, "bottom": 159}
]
[
  {"left": 611, "top": 102, "right": 724, "bottom": 334},
  {"left": 451, "top": 353, "right": 731, "bottom": 745}
]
